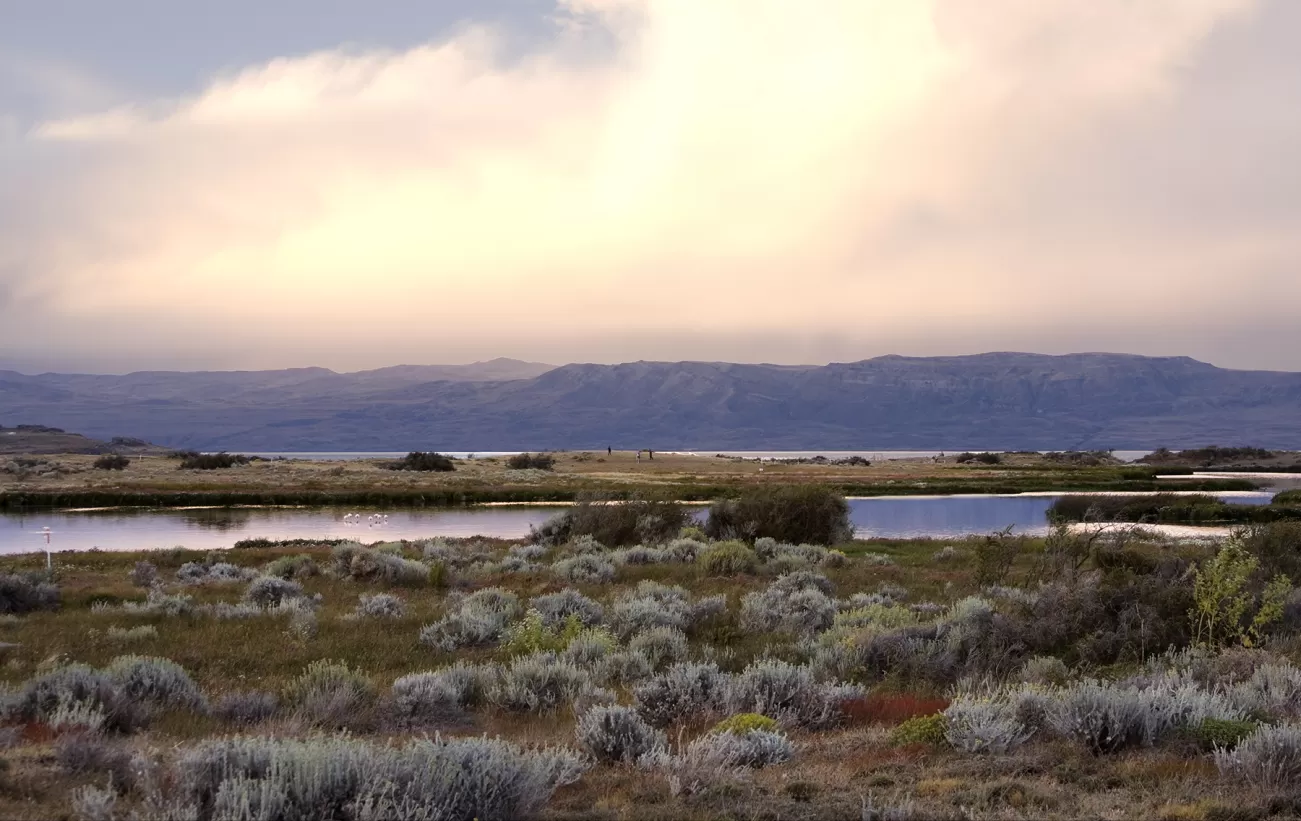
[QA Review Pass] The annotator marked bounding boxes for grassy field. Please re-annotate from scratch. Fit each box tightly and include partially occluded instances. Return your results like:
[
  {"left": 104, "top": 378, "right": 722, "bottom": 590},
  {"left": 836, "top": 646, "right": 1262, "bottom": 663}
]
[
  {"left": 0, "top": 451, "right": 1259, "bottom": 511},
  {"left": 4, "top": 513, "right": 1301, "bottom": 820}
]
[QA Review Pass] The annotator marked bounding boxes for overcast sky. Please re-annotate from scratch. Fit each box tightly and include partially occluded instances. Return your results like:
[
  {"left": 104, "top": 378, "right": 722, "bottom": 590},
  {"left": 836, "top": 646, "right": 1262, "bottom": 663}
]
[{"left": 1, "top": 0, "right": 1298, "bottom": 374}]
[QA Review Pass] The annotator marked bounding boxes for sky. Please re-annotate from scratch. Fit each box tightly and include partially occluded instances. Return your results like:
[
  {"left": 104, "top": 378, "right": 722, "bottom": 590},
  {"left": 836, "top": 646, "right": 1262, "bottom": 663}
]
[{"left": 1, "top": 0, "right": 1299, "bottom": 374}]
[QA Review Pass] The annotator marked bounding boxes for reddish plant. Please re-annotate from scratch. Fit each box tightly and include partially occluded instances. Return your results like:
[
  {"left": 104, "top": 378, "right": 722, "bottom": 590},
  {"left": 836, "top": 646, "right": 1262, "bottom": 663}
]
[{"left": 842, "top": 692, "right": 950, "bottom": 726}]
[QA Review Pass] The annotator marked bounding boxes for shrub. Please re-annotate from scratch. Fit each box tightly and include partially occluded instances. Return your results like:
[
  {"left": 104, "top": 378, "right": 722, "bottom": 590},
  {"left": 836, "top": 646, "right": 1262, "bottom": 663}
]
[
  {"left": 106, "top": 625, "right": 157, "bottom": 643},
  {"left": 508, "top": 453, "right": 557, "bottom": 471},
  {"left": 726, "top": 660, "right": 857, "bottom": 730},
  {"left": 551, "top": 554, "right": 617, "bottom": 585},
  {"left": 420, "top": 591, "right": 521, "bottom": 652},
  {"left": 700, "top": 541, "right": 759, "bottom": 576},
  {"left": 531, "top": 588, "right": 604, "bottom": 627},
  {"left": 1189, "top": 717, "right": 1259, "bottom": 752},
  {"left": 1191, "top": 538, "right": 1290, "bottom": 647},
  {"left": 1229, "top": 662, "right": 1301, "bottom": 718},
  {"left": 93, "top": 454, "right": 130, "bottom": 470},
  {"left": 14, "top": 664, "right": 144, "bottom": 734},
  {"left": 330, "top": 543, "right": 432, "bottom": 586},
  {"left": 695, "top": 728, "right": 793, "bottom": 768},
  {"left": 531, "top": 495, "right": 688, "bottom": 547},
  {"left": 105, "top": 655, "right": 206, "bottom": 711},
  {"left": 1215, "top": 724, "right": 1301, "bottom": 787},
  {"left": 386, "top": 451, "right": 456, "bottom": 471},
  {"left": 173, "top": 734, "right": 586, "bottom": 821},
  {"left": 629, "top": 628, "right": 689, "bottom": 670},
  {"left": 562, "top": 629, "right": 619, "bottom": 666},
  {"left": 128, "top": 561, "right": 158, "bottom": 588},
  {"left": 665, "top": 537, "right": 706, "bottom": 563},
  {"left": 392, "top": 663, "right": 495, "bottom": 721},
  {"left": 606, "top": 582, "right": 704, "bottom": 638},
  {"left": 600, "top": 650, "right": 655, "bottom": 685},
  {"left": 176, "top": 452, "right": 251, "bottom": 470},
  {"left": 0, "top": 572, "right": 60, "bottom": 614},
  {"left": 123, "top": 589, "right": 193, "bottom": 617},
  {"left": 490, "top": 653, "right": 592, "bottom": 713},
  {"left": 741, "top": 575, "right": 836, "bottom": 636},
  {"left": 575, "top": 705, "right": 666, "bottom": 763},
  {"left": 611, "top": 546, "right": 670, "bottom": 565},
  {"left": 841, "top": 692, "right": 950, "bottom": 725},
  {"left": 350, "top": 593, "right": 405, "bottom": 620},
  {"left": 713, "top": 713, "right": 780, "bottom": 735},
  {"left": 956, "top": 451, "right": 1002, "bottom": 465},
  {"left": 177, "top": 561, "right": 255, "bottom": 585},
  {"left": 1019, "top": 656, "right": 1070, "bottom": 687},
  {"left": 705, "top": 486, "right": 852, "bottom": 546},
  {"left": 283, "top": 660, "right": 374, "bottom": 726},
  {"left": 263, "top": 554, "right": 318, "bottom": 580},
  {"left": 502, "top": 611, "right": 583, "bottom": 656},
  {"left": 242, "top": 576, "right": 304, "bottom": 608},
  {"left": 1049, "top": 679, "right": 1245, "bottom": 754},
  {"left": 56, "top": 735, "right": 136, "bottom": 793},
  {"left": 943, "top": 695, "right": 1034, "bottom": 754},
  {"left": 890, "top": 714, "right": 947, "bottom": 746},
  {"left": 634, "top": 662, "right": 730, "bottom": 727},
  {"left": 213, "top": 691, "right": 279, "bottom": 725},
  {"left": 71, "top": 784, "right": 116, "bottom": 821}
]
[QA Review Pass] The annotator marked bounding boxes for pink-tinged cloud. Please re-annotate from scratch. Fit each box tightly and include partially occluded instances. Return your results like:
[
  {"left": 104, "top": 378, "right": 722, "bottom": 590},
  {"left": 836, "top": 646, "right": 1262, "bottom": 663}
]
[{"left": 3, "top": 0, "right": 1299, "bottom": 372}]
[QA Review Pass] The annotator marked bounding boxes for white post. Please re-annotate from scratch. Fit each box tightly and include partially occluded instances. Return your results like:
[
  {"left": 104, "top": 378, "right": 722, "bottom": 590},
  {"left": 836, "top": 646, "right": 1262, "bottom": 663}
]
[{"left": 41, "top": 527, "right": 52, "bottom": 573}]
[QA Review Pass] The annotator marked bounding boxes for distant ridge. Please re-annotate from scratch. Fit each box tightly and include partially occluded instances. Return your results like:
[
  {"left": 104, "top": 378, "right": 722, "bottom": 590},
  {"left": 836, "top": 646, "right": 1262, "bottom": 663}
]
[{"left": 1, "top": 353, "right": 1298, "bottom": 450}]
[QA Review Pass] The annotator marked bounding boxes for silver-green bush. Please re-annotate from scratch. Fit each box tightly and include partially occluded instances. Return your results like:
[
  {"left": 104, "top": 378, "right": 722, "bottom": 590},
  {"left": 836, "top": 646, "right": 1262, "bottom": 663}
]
[{"left": 575, "top": 705, "right": 666, "bottom": 763}]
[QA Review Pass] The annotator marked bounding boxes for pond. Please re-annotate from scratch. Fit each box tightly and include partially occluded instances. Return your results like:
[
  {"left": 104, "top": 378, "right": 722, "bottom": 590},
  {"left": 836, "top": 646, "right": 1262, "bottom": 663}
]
[{"left": 0, "top": 490, "right": 1275, "bottom": 555}]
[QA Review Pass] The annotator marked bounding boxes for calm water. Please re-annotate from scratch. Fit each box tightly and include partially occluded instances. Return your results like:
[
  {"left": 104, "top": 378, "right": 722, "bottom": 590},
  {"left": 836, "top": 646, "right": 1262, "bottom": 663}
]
[
  {"left": 0, "top": 491, "right": 1273, "bottom": 555},
  {"left": 237, "top": 449, "right": 1157, "bottom": 462}
]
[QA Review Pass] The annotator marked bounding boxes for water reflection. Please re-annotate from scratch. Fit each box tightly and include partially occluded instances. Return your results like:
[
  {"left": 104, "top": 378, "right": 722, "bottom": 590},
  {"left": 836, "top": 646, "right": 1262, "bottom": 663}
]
[{"left": 0, "top": 491, "right": 1277, "bottom": 555}]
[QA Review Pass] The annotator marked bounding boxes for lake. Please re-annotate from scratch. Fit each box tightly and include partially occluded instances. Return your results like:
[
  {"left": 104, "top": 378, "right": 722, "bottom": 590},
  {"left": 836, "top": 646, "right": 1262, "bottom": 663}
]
[
  {"left": 236, "top": 449, "right": 1157, "bottom": 462},
  {"left": 0, "top": 491, "right": 1274, "bottom": 555}
]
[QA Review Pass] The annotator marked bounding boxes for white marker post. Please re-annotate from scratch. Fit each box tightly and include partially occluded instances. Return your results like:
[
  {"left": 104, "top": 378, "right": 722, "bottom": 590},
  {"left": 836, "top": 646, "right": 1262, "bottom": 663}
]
[{"left": 41, "top": 527, "right": 52, "bottom": 573}]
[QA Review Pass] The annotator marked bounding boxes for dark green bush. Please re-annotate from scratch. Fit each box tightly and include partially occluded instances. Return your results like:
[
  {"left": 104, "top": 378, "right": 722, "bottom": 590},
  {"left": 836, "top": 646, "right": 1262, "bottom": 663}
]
[
  {"left": 700, "top": 541, "right": 758, "bottom": 576},
  {"left": 889, "top": 714, "right": 947, "bottom": 746},
  {"left": 177, "top": 452, "right": 251, "bottom": 470},
  {"left": 531, "top": 494, "right": 687, "bottom": 547},
  {"left": 956, "top": 452, "right": 1002, "bottom": 465},
  {"left": 386, "top": 452, "right": 456, "bottom": 472},
  {"left": 704, "top": 485, "right": 852, "bottom": 545},
  {"left": 507, "top": 453, "right": 556, "bottom": 471},
  {"left": 1274, "top": 490, "right": 1301, "bottom": 506},
  {"left": 0, "top": 572, "right": 60, "bottom": 614},
  {"left": 1188, "top": 717, "right": 1259, "bottom": 752},
  {"left": 93, "top": 454, "right": 130, "bottom": 471},
  {"left": 1047, "top": 493, "right": 1272, "bottom": 524}
]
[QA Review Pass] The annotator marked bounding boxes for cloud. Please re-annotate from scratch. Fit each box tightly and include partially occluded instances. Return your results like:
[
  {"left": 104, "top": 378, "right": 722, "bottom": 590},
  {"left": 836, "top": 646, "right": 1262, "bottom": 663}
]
[{"left": 3, "top": 0, "right": 1298, "bottom": 372}]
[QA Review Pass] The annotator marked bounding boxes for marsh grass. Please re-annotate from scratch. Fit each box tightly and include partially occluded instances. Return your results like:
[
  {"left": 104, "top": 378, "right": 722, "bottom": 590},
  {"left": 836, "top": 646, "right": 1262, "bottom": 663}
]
[{"left": 1, "top": 527, "right": 1299, "bottom": 820}]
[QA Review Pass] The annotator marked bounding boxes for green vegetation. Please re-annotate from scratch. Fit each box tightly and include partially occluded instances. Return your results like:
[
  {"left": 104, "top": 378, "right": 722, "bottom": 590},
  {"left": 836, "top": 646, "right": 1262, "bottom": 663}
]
[
  {"left": 1048, "top": 493, "right": 1301, "bottom": 525},
  {"left": 175, "top": 451, "right": 253, "bottom": 470},
  {"left": 6, "top": 516, "right": 1301, "bottom": 818},
  {"left": 386, "top": 451, "right": 456, "bottom": 472},
  {"left": 530, "top": 494, "right": 688, "bottom": 547},
  {"left": 507, "top": 452, "right": 556, "bottom": 470},
  {"left": 92, "top": 454, "right": 129, "bottom": 471},
  {"left": 705, "top": 485, "right": 852, "bottom": 545}
]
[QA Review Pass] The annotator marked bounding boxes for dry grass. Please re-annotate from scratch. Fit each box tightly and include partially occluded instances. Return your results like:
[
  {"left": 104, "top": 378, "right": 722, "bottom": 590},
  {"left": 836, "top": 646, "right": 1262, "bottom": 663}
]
[{"left": 0, "top": 533, "right": 1288, "bottom": 820}]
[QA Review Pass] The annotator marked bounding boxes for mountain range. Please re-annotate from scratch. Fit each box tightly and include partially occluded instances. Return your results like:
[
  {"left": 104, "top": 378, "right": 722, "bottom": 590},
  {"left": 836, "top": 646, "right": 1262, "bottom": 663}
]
[{"left": 1, "top": 353, "right": 1299, "bottom": 451}]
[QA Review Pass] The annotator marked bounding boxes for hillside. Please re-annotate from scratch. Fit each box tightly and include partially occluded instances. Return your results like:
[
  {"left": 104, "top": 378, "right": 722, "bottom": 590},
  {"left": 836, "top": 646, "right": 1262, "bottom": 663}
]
[
  {"left": 0, "top": 425, "right": 168, "bottom": 456},
  {"left": 0, "top": 353, "right": 1299, "bottom": 450}
]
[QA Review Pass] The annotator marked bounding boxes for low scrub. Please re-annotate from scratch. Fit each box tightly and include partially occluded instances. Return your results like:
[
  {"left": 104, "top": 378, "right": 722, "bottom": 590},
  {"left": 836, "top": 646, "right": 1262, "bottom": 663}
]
[
  {"left": 508, "top": 452, "right": 557, "bottom": 471},
  {"left": 386, "top": 451, "right": 456, "bottom": 472},
  {"left": 575, "top": 705, "right": 666, "bottom": 763},
  {"left": 330, "top": 543, "right": 434, "bottom": 586},
  {"left": 176, "top": 451, "right": 251, "bottom": 470},
  {"left": 705, "top": 485, "right": 852, "bottom": 546},
  {"left": 0, "top": 572, "right": 59, "bottom": 615},
  {"left": 1215, "top": 723, "right": 1301, "bottom": 787},
  {"left": 93, "top": 454, "right": 130, "bottom": 470},
  {"left": 531, "top": 494, "right": 688, "bottom": 547},
  {"left": 634, "top": 662, "right": 730, "bottom": 727},
  {"left": 282, "top": 660, "right": 375, "bottom": 727},
  {"left": 171, "top": 734, "right": 587, "bottom": 821}
]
